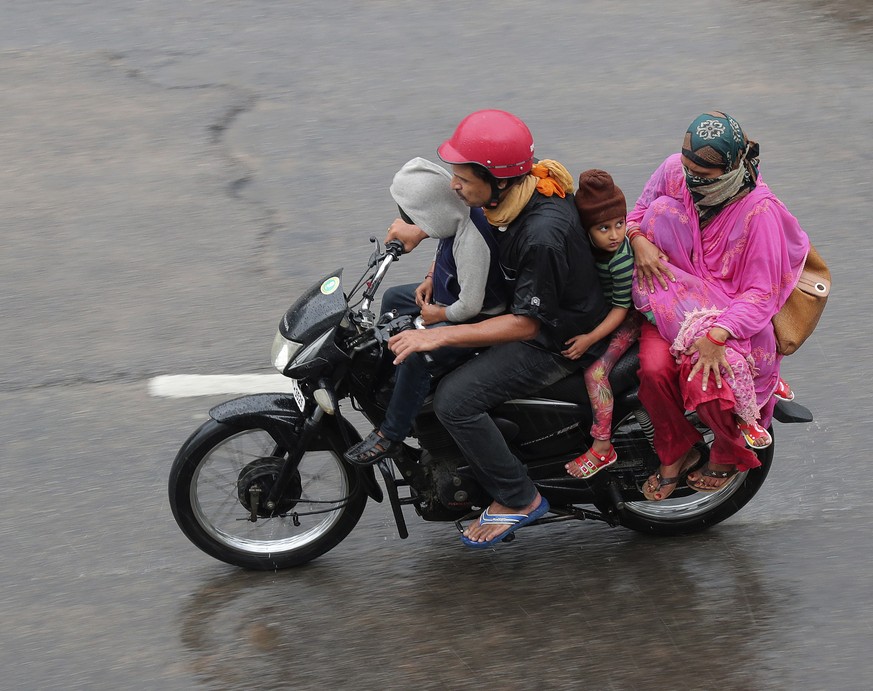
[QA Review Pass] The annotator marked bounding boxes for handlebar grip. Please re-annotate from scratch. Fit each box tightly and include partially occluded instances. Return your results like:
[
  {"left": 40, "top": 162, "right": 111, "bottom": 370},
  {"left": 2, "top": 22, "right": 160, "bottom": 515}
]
[{"left": 385, "top": 239, "right": 405, "bottom": 258}]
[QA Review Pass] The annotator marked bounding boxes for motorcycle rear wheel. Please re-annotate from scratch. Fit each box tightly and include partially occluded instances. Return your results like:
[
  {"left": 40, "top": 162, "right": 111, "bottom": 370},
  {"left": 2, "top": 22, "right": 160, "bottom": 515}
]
[
  {"left": 169, "top": 419, "right": 367, "bottom": 570},
  {"left": 617, "top": 440, "right": 773, "bottom": 536}
]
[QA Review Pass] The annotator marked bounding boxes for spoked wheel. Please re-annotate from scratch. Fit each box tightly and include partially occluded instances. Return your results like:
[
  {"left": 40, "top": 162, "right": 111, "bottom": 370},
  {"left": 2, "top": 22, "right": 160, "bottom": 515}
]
[
  {"left": 169, "top": 419, "right": 367, "bottom": 570},
  {"left": 615, "top": 413, "right": 774, "bottom": 536}
]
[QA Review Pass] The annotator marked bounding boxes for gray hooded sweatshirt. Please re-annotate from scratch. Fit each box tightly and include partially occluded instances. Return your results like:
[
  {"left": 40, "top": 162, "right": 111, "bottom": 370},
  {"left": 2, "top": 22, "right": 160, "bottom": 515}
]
[{"left": 389, "top": 157, "right": 504, "bottom": 322}]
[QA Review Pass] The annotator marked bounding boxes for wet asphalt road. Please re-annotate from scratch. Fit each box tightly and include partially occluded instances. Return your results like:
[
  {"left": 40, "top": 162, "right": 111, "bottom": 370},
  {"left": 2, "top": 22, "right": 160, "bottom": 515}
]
[{"left": 2, "top": 1, "right": 872, "bottom": 689}]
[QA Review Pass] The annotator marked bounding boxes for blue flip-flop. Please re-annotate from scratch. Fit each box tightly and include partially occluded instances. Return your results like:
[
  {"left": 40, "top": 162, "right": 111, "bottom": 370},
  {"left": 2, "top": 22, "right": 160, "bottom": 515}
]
[{"left": 460, "top": 497, "right": 550, "bottom": 549}]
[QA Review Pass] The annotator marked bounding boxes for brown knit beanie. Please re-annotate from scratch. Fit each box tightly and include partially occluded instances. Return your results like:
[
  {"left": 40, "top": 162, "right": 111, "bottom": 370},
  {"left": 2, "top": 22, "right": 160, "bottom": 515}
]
[{"left": 574, "top": 169, "right": 627, "bottom": 229}]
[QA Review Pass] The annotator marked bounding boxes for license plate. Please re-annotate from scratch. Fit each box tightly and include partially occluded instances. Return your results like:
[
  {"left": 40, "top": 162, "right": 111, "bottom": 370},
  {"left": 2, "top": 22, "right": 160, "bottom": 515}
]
[{"left": 289, "top": 379, "right": 306, "bottom": 412}]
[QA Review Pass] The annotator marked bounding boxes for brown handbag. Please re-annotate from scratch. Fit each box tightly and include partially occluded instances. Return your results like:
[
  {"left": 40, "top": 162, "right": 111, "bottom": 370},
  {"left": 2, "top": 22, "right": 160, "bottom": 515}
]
[{"left": 772, "top": 243, "right": 831, "bottom": 355}]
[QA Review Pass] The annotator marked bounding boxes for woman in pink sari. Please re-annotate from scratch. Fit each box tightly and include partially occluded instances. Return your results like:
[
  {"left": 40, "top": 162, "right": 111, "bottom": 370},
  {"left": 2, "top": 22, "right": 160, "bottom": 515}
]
[{"left": 628, "top": 112, "right": 809, "bottom": 499}]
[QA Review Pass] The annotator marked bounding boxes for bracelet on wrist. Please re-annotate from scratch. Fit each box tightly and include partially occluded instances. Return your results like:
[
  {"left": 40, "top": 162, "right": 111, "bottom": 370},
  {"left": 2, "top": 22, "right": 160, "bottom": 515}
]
[
  {"left": 705, "top": 331, "right": 726, "bottom": 347},
  {"left": 626, "top": 227, "right": 643, "bottom": 241},
  {"left": 425, "top": 273, "right": 433, "bottom": 279}
]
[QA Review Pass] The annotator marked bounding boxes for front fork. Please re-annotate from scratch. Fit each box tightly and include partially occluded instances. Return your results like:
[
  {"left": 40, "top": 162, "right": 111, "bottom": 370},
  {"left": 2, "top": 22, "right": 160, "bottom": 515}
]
[{"left": 263, "top": 407, "right": 325, "bottom": 512}]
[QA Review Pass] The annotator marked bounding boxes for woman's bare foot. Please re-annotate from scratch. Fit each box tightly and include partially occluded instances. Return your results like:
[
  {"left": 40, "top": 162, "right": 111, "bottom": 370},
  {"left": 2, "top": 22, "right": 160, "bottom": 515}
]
[
  {"left": 462, "top": 494, "right": 544, "bottom": 544},
  {"left": 641, "top": 447, "right": 701, "bottom": 501},
  {"left": 686, "top": 462, "right": 738, "bottom": 491}
]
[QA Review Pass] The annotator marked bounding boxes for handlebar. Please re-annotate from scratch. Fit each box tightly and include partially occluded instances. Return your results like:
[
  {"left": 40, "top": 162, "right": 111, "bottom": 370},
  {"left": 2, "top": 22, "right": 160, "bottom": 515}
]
[
  {"left": 349, "top": 313, "right": 413, "bottom": 355},
  {"left": 358, "top": 239, "right": 405, "bottom": 326}
]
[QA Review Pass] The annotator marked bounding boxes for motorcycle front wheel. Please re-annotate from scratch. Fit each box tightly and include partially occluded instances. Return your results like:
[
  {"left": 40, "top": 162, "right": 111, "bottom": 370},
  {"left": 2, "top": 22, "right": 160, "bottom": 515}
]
[{"left": 169, "top": 419, "right": 367, "bottom": 570}]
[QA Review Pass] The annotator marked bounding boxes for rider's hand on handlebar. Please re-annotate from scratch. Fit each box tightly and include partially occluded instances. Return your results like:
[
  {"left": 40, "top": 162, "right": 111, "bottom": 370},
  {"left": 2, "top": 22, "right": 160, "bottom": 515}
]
[
  {"left": 386, "top": 219, "right": 428, "bottom": 254},
  {"left": 388, "top": 327, "right": 443, "bottom": 365}
]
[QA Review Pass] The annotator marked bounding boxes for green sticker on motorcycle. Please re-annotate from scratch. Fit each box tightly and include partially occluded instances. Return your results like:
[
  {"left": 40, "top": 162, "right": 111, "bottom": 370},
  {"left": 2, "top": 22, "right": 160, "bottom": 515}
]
[{"left": 320, "top": 276, "right": 340, "bottom": 295}]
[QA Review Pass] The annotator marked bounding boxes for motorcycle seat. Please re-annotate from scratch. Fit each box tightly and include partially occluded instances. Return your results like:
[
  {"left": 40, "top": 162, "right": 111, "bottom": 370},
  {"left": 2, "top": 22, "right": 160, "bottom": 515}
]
[
  {"left": 418, "top": 343, "right": 641, "bottom": 411},
  {"left": 530, "top": 343, "right": 640, "bottom": 407}
]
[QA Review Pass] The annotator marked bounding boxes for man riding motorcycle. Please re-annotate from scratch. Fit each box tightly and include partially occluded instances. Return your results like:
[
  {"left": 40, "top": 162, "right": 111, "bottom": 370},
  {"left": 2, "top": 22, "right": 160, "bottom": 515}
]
[{"left": 387, "top": 109, "right": 610, "bottom": 548}]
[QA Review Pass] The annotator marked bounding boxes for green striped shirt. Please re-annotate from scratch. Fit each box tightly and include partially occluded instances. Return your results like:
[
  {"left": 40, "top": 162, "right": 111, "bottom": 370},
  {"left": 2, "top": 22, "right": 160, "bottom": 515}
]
[{"left": 595, "top": 237, "right": 634, "bottom": 309}]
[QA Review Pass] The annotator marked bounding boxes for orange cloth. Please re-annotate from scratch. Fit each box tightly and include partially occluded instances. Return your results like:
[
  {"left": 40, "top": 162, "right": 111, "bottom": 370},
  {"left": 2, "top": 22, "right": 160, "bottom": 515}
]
[
  {"left": 484, "top": 159, "right": 574, "bottom": 226},
  {"left": 531, "top": 163, "right": 567, "bottom": 198}
]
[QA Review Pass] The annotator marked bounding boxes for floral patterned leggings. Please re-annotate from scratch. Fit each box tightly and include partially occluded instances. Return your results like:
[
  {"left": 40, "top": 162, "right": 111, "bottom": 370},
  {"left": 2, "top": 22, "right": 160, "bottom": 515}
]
[{"left": 585, "top": 311, "right": 642, "bottom": 441}]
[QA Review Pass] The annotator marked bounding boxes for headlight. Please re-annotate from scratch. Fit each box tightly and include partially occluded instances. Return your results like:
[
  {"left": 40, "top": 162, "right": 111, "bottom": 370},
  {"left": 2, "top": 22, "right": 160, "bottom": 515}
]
[{"left": 271, "top": 331, "right": 303, "bottom": 372}]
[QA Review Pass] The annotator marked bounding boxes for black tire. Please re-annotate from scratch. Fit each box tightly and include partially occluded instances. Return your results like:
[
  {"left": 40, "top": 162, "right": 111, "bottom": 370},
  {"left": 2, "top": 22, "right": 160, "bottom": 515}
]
[
  {"left": 169, "top": 419, "right": 367, "bottom": 570},
  {"left": 617, "top": 430, "right": 774, "bottom": 537}
]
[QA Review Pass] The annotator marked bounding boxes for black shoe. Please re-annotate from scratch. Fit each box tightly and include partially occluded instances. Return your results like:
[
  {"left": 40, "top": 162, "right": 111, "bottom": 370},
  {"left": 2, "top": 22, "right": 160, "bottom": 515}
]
[{"left": 344, "top": 429, "right": 403, "bottom": 466}]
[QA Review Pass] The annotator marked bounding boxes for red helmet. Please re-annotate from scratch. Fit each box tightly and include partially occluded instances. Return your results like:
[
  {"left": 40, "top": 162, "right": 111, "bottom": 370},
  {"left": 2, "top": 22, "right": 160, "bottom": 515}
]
[{"left": 438, "top": 109, "right": 534, "bottom": 178}]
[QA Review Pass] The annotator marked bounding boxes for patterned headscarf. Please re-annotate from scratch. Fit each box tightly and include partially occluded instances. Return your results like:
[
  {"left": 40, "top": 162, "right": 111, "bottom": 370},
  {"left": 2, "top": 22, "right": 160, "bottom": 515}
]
[{"left": 682, "top": 111, "right": 760, "bottom": 228}]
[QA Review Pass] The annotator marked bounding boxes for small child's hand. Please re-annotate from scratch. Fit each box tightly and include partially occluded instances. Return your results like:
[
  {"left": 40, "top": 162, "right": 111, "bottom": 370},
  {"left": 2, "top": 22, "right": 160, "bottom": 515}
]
[
  {"left": 420, "top": 302, "right": 446, "bottom": 325},
  {"left": 562, "top": 334, "right": 593, "bottom": 360},
  {"left": 414, "top": 279, "right": 433, "bottom": 307}
]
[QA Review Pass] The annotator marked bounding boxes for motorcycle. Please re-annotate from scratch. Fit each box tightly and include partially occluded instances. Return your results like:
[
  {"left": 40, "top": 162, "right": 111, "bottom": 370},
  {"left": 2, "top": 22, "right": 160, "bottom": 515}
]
[{"left": 168, "top": 238, "right": 814, "bottom": 570}]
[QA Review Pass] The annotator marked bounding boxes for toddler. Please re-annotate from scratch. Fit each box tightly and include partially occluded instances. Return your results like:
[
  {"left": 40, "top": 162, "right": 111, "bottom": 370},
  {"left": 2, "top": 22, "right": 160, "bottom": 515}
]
[{"left": 563, "top": 170, "right": 641, "bottom": 478}]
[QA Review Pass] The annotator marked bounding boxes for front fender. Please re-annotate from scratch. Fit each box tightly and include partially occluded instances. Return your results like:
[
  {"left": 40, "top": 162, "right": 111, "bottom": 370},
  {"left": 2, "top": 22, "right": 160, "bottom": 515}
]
[
  {"left": 208, "top": 394, "right": 382, "bottom": 502},
  {"left": 209, "top": 393, "right": 303, "bottom": 427}
]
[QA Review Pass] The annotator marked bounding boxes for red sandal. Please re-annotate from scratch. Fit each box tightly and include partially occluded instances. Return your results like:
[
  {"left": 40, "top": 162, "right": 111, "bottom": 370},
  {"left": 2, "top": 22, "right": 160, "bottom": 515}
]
[
  {"left": 565, "top": 445, "right": 618, "bottom": 479},
  {"left": 774, "top": 377, "right": 795, "bottom": 401},
  {"left": 737, "top": 420, "right": 772, "bottom": 449}
]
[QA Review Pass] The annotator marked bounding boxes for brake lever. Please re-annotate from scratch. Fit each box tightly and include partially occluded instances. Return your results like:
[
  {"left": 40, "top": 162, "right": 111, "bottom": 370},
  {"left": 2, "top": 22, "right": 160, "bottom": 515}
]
[{"left": 367, "top": 236, "right": 381, "bottom": 268}]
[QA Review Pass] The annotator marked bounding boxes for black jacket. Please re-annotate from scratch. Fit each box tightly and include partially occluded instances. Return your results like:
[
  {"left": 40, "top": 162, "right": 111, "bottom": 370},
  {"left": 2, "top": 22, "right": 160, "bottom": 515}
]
[{"left": 496, "top": 192, "right": 609, "bottom": 352}]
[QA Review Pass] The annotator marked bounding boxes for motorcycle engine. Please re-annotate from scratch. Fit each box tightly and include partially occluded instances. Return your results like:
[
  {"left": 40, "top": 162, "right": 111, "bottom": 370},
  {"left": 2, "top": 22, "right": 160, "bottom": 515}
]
[
  {"left": 410, "top": 404, "right": 489, "bottom": 521},
  {"left": 415, "top": 449, "right": 488, "bottom": 521}
]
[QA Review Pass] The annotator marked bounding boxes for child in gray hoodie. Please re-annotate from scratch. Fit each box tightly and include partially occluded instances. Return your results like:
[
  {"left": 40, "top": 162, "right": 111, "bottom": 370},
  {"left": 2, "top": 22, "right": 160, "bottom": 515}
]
[{"left": 345, "top": 157, "right": 505, "bottom": 466}]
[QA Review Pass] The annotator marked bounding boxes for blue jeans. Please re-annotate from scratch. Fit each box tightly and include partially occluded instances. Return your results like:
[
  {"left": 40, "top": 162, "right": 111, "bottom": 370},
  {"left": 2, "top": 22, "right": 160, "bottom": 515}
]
[
  {"left": 379, "top": 284, "right": 476, "bottom": 441},
  {"left": 381, "top": 283, "right": 421, "bottom": 318},
  {"left": 433, "top": 341, "right": 582, "bottom": 508}
]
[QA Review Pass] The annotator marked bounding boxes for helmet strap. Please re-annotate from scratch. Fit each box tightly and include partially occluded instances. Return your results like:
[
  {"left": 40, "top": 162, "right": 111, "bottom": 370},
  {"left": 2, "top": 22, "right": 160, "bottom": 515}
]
[{"left": 487, "top": 177, "right": 511, "bottom": 208}]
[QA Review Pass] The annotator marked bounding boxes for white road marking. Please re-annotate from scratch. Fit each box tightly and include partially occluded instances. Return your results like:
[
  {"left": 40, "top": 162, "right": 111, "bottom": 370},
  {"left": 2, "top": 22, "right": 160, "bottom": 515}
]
[{"left": 148, "top": 374, "right": 297, "bottom": 398}]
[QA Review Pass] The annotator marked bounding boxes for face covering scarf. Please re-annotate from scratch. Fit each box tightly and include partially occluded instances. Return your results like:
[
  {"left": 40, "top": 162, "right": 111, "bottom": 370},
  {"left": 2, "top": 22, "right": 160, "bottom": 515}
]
[{"left": 681, "top": 111, "right": 760, "bottom": 228}]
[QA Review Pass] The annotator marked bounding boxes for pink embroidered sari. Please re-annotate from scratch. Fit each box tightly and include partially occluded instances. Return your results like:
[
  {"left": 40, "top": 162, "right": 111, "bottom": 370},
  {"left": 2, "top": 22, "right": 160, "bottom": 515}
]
[{"left": 630, "top": 154, "right": 809, "bottom": 425}]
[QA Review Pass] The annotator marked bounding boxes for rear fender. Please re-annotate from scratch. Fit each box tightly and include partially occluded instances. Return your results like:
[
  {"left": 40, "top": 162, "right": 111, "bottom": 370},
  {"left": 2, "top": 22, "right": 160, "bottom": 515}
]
[
  {"left": 773, "top": 399, "right": 814, "bottom": 424},
  {"left": 208, "top": 394, "right": 382, "bottom": 502}
]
